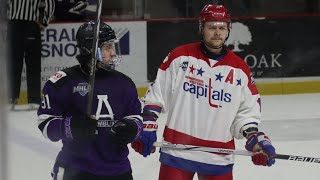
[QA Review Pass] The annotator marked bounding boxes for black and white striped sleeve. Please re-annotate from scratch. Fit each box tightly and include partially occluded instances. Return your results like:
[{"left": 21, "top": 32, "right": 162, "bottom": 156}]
[
  {"left": 8, "top": 0, "right": 55, "bottom": 26},
  {"left": 41, "top": 0, "right": 55, "bottom": 26}
]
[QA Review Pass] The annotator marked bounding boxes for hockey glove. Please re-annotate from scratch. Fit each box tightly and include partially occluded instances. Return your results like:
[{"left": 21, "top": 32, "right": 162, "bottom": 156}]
[
  {"left": 62, "top": 114, "right": 97, "bottom": 141},
  {"left": 131, "top": 109, "right": 158, "bottom": 157},
  {"left": 245, "top": 132, "right": 276, "bottom": 166},
  {"left": 109, "top": 117, "right": 142, "bottom": 145}
]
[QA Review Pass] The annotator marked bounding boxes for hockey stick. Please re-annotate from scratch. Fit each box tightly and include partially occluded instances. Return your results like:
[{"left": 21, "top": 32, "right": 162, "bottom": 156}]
[
  {"left": 153, "top": 142, "right": 320, "bottom": 164},
  {"left": 86, "top": 0, "right": 103, "bottom": 115}
]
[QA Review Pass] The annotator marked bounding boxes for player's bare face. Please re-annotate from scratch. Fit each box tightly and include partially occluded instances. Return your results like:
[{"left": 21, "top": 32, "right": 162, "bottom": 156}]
[
  {"left": 100, "top": 42, "right": 116, "bottom": 64},
  {"left": 202, "top": 21, "right": 228, "bottom": 50}
]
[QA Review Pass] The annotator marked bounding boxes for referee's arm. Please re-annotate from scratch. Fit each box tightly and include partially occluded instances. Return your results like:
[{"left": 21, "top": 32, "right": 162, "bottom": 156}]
[{"left": 40, "top": 0, "right": 55, "bottom": 27}]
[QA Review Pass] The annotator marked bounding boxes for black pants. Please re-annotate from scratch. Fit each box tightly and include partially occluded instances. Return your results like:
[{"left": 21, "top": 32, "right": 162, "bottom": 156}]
[
  {"left": 52, "top": 166, "right": 133, "bottom": 180},
  {"left": 7, "top": 20, "right": 41, "bottom": 104}
]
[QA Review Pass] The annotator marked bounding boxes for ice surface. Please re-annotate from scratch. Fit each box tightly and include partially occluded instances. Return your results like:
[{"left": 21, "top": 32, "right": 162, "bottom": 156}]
[{"left": 7, "top": 94, "right": 320, "bottom": 180}]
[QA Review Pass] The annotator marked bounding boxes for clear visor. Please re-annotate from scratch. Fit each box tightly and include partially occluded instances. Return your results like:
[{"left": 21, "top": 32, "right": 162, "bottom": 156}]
[{"left": 97, "top": 39, "right": 121, "bottom": 69}]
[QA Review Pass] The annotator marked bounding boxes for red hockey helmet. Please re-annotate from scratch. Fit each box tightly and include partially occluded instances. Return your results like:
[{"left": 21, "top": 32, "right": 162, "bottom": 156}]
[{"left": 199, "top": 4, "right": 231, "bottom": 29}]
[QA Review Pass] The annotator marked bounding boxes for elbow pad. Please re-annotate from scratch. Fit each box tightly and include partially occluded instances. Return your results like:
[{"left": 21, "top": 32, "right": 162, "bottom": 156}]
[{"left": 240, "top": 123, "right": 259, "bottom": 138}]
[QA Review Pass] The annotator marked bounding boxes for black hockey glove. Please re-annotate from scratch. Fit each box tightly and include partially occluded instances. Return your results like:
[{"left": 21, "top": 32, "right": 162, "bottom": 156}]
[
  {"left": 62, "top": 114, "right": 97, "bottom": 141},
  {"left": 109, "top": 118, "right": 140, "bottom": 145},
  {"left": 68, "top": 1, "right": 88, "bottom": 14}
]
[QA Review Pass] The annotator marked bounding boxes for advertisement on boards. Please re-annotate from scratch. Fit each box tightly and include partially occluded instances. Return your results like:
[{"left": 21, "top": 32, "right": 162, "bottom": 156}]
[
  {"left": 147, "top": 17, "right": 320, "bottom": 81},
  {"left": 226, "top": 17, "right": 320, "bottom": 78}
]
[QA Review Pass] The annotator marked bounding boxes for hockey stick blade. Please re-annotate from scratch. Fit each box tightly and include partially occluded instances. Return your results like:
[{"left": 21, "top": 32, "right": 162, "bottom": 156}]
[{"left": 153, "top": 142, "right": 320, "bottom": 164}]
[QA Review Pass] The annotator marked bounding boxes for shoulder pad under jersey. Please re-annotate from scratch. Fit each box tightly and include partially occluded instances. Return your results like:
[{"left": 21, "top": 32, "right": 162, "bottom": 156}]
[
  {"left": 48, "top": 71, "right": 67, "bottom": 83},
  {"left": 46, "top": 66, "right": 84, "bottom": 89}
]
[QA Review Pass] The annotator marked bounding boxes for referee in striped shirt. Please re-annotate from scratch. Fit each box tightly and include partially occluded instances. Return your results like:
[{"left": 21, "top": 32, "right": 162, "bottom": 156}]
[{"left": 7, "top": 0, "right": 55, "bottom": 110}]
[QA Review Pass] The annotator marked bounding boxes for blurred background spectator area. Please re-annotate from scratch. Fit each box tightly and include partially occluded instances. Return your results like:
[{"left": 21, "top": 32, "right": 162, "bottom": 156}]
[{"left": 94, "top": 0, "right": 320, "bottom": 20}]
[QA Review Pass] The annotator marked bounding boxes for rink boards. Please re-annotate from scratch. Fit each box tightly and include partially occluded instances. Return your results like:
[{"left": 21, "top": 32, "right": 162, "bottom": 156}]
[{"left": 16, "top": 18, "right": 320, "bottom": 104}]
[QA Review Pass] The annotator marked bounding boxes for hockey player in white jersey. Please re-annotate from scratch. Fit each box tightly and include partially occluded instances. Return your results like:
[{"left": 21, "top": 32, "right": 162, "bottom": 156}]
[{"left": 132, "top": 4, "right": 276, "bottom": 180}]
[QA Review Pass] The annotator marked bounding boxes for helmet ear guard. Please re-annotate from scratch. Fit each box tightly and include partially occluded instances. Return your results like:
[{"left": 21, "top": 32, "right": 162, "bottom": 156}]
[{"left": 76, "top": 45, "right": 91, "bottom": 57}]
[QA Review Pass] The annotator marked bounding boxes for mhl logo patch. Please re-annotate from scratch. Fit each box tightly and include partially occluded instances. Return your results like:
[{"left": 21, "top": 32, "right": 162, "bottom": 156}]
[
  {"left": 180, "top": 61, "right": 189, "bottom": 71},
  {"left": 73, "top": 82, "right": 89, "bottom": 96}
]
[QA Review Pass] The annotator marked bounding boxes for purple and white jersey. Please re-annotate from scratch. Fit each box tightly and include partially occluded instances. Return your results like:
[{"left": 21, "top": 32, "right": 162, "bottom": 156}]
[{"left": 37, "top": 65, "right": 142, "bottom": 176}]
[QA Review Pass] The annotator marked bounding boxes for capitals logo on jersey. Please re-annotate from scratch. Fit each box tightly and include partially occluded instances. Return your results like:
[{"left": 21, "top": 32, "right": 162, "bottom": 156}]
[{"left": 183, "top": 65, "right": 242, "bottom": 108}]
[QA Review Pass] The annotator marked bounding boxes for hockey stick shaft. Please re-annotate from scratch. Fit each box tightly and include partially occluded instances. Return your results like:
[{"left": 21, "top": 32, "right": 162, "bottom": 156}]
[
  {"left": 153, "top": 142, "right": 320, "bottom": 164},
  {"left": 86, "top": 0, "right": 103, "bottom": 115}
]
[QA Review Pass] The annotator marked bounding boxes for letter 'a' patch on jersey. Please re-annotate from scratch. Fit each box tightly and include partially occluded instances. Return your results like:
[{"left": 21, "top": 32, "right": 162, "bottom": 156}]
[{"left": 49, "top": 71, "right": 67, "bottom": 83}]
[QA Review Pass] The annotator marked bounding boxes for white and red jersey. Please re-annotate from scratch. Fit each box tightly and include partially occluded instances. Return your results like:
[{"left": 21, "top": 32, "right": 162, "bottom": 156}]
[{"left": 143, "top": 42, "right": 261, "bottom": 175}]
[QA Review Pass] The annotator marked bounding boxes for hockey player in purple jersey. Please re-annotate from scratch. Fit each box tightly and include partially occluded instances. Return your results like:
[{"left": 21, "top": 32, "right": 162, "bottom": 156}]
[{"left": 37, "top": 21, "right": 143, "bottom": 180}]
